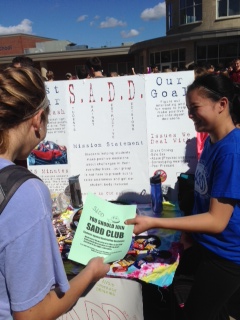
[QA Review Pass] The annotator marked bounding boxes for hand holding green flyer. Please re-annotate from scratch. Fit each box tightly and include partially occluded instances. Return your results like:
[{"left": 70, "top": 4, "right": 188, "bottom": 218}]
[{"left": 68, "top": 193, "right": 136, "bottom": 265}]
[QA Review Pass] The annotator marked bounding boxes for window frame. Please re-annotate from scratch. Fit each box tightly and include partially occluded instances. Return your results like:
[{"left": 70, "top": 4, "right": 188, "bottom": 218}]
[
  {"left": 196, "top": 41, "right": 240, "bottom": 67},
  {"left": 217, "top": 0, "right": 240, "bottom": 18},
  {"left": 180, "top": 0, "right": 202, "bottom": 25},
  {"left": 167, "top": 2, "right": 173, "bottom": 31},
  {"left": 149, "top": 48, "right": 186, "bottom": 70}
]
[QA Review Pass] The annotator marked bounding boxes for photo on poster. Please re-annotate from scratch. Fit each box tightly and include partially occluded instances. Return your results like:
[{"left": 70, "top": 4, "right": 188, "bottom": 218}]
[{"left": 28, "top": 140, "right": 68, "bottom": 165}]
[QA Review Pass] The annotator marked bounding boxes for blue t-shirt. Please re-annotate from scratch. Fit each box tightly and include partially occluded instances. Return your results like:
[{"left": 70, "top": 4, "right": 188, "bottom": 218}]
[
  {"left": 0, "top": 159, "right": 70, "bottom": 319},
  {"left": 193, "top": 128, "right": 240, "bottom": 264}
]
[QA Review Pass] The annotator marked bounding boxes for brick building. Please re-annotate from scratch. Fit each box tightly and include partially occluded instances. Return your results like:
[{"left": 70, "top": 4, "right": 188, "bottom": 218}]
[
  {"left": 0, "top": 34, "right": 134, "bottom": 80},
  {"left": 0, "top": 34, "right": 54, "bottom": 57}
]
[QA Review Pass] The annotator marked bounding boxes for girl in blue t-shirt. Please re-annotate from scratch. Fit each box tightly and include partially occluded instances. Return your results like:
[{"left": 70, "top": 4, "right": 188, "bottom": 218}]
[{"left": 126, "top": 73, "right": 240, "bottom": 320}]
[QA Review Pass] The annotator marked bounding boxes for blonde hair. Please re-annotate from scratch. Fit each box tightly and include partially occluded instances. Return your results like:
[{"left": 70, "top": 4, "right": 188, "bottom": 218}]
[{"left": 0, "top": 67, "right": 49, "bottom": 152}]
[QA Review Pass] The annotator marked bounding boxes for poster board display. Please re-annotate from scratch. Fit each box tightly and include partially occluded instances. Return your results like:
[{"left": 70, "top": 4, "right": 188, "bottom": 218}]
[
  {"left": 144, "top": 71, "right": 198, "bottom": 200},
  {"left": 28, "top": 71, "right": 197, "bottom": 202},
  {"left": 66, "top": 76, "right": 150, "bottom": 201}
]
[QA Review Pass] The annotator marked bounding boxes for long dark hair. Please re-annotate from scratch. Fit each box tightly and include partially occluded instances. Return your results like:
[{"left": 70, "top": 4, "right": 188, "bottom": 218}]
[{"left": 187, "top": 73, "right": 240, "bottom": 125}]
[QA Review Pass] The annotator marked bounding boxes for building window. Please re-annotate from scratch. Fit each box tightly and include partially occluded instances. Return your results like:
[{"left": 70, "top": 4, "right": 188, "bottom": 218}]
[
  {"left": 139, "top": 55, "right": 144, "bottom": 73},
  {"left": 155, "top": 52, "right": 161, "bottom": 65},
  {"left": 179, "top": 48, "right": 186, "bottom": 61},
  {"left": 217, "top": 0, "right": 240, "bottom": 17},
  {"left": 161, "top": 51, "right": 171, "bottom": 63},
  {"left": 197, "top": 46, "right": 207, "bottom": 60},
  {"left": 118, "top": 62, "right": 128, "bottom": 75},
  {"left": 167, "top": 2, "right": 173, "bottom": 30},
  {"left": 208, "top": 45, "right": 218, "bottom": 59},
  {"left": 219, "top": 43, "right": 238, "bottom": 58},
  {"left": 149, "top": 52, "right": 160, "bottom": 69},
  {"left": 172, "top": 49, "right": 179, "bottom": 61},
  {"left": 196, "top": 42, "right": 240, "bottom": 67},
  {"left": 108, "top": 63, "right": 118, "bottom": 73},
  {"left": 107, "top": 62, "right": 131, "bottom": 76},
  {"left": 180, "top": 0, "right": 202, "bottom": 24},
  {"left": 150, "top": 53, "right": 155, "bottom": 66},
  {"left": 149, "top": 48, "right": 186, "bottom": 70}
]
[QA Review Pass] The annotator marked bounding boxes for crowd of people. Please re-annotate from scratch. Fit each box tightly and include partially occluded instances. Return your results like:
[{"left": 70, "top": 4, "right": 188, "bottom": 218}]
[
  {"left": 60, "top": 57, "right": 240, "bottom": 83},
  {"left": 188, "top": 59, "right": 240, "bottom": 84},
  {"left": 146, "top": 59, "right": 240, "bottom": 84},
  {"left": 7, "top": 54, "right": 240, "bottom": 85},
  {"left": 0, "top": 54, "right": 240, "bottom": 320}
]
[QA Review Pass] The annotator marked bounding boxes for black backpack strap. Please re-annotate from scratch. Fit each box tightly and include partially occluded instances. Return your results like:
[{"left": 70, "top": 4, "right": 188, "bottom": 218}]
[{"left": 0, "top": 165, "right": 41, "bottom": 214}]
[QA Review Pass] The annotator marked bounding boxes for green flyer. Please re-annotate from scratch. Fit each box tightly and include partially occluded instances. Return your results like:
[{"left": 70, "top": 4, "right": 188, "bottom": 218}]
[{"left": 68, "top": 193, "right": 136, "bottom": 265}]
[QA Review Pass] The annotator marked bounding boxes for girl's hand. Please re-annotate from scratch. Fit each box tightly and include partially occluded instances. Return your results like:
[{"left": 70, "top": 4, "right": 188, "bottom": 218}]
[
  {"left": 85, "top": 257, "right": 110, "bottom": 282},
  {"left": 125, "top": 215, "right": 155, "bottom": 235}
]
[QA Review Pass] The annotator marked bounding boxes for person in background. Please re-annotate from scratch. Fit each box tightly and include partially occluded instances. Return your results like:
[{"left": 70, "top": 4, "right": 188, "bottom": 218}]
[
  {"left": 46, "top": 70, "right": 54, "bottom": 81},
  {"left": 163, "top": 68, "right": 172, "bottom": 73},
  {"left": 65, "top": 72, "right": 73, "bottom": 80},
  {"left": 230, "top": 58, "right": 240, "bottom": 83},
  {"left": 0, "top": 67, "right": 110, "bottom": 320},
  {"left": 205, "top": 62, "right": 215, "bottom": 74},
  {"left": 126, "top": 73, "right": 240, "bottom": 320},
  {"left": 151, "top": 64, "right": 159, "bottom": 73},
  {"left": 11, "top": 55, "right": 34, "bottom": 68},
  {"left": 187, "top": 63, "right": 198, "bottom": 71},
  {"left": 131, "top": 67, "right": 136, "bottom": 75},
  {"left": 227, "top": 60, "right": 235, "bottom": 78},
  {"left": 194, "top": 66, "right": 207, "bottom": 78},
  {"left": 215, "top": 63, "right": 226, "bottom": 75},
  {"left": 110, "top": 71, "right": 118, "bottom": 77},
  {"left": 85, "top": 57, "right": 104, "bottom": 78},
  {"left": 77, "top": 65, "right": 90, "bottom": 79}
]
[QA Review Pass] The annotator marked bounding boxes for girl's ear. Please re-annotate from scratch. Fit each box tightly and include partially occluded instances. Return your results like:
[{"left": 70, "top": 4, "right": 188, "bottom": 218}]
[
  {"left": 31, "top": 109, "right": 44, "bottom": 132},
  {"left": 219, "top": 97, "right": 228, "bottom": 113}
]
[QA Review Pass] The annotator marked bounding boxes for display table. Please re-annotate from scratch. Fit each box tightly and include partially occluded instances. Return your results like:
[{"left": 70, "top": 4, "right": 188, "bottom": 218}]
[
  {"left": 107, "top": 202, "right": 183, "bottom": 287},
  {"left": 54, "top": 201, "right": 183, "bottom": 287},
  {"left": 54, "top": 201, "right": 183, "bottom": 320}
]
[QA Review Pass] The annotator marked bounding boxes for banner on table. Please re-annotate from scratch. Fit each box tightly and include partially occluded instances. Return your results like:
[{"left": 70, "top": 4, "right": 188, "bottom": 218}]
[
  {"left": 28, "top": 71, "right": 197, "bottom": 202},
  {"left": 57, "top": 278, "right": 144, "bottom": 320}
]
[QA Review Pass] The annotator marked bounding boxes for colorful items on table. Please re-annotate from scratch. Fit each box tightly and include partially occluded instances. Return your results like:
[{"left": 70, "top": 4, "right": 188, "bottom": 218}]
[
  {"left": 53, "top": 200, "right": 183, "bottom": 288},
  {"left": 108, "top": 236, "right": 183, "bottom": 287},
  {"left": 53, "top": 206, "right": 81, "bottom": 260}
]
